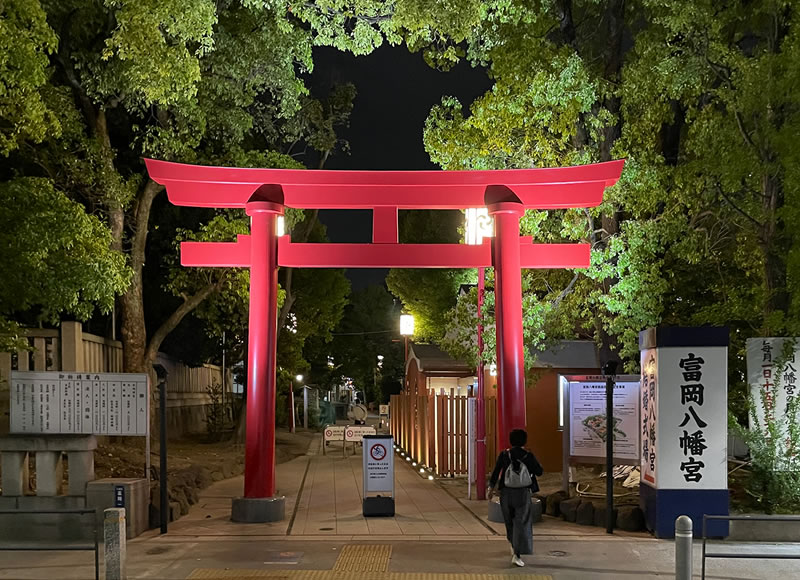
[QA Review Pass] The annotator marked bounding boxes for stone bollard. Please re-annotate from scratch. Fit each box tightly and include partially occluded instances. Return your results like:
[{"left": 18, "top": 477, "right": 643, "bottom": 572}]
[
  {"left": 104, "top": 508, "right": 127, "bottom": 580},
  {"left": 675, "top": 515, "right": 693, "bottom": 580}
]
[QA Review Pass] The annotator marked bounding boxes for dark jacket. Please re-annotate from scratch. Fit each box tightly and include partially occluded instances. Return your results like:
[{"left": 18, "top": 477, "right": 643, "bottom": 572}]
[{"left": 489, "top": 446, "right": 544, "bottom": 492}]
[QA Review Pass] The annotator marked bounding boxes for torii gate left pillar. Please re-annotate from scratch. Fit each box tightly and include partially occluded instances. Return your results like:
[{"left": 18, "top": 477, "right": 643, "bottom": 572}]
[{"left": 231, "top": 198, "right": 285, "bottom": 522}]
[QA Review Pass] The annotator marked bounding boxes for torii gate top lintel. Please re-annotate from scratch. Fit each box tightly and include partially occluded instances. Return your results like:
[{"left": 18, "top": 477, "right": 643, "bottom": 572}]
[{"left": 144, "top": 158, "right": 624, "bottom": 210}]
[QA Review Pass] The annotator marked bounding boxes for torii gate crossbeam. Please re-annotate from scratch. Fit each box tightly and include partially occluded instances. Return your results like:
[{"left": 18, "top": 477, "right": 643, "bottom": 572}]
[{"left": 145, "top": 158, "right": 624, "bottom": 523}]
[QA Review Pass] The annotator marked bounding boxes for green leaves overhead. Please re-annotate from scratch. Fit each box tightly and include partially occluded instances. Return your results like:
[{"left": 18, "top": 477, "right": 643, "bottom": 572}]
[
  {"left": 0, "top": 177, "right": 130, "bottom": 347},
  {"left": 0, "top": 0, "right": 60, "bottom": 155}
]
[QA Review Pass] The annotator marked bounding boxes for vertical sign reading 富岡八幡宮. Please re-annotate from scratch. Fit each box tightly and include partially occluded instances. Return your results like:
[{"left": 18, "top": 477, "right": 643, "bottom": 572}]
[
  {"left": 746, "top": 337, "right": 800, "bottom": 469},
  {"left": 638, "top": 327, "right": 729, "bottom": 539}
]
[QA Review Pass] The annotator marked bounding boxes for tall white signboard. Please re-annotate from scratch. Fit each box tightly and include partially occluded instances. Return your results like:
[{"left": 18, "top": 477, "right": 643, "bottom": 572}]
[
  {"left": 651, "top": 347, "right": 728, "bottom": 490},
  {"left": 638, "top": 326, "right": 729, "bottom": 539},
  {"left": 11, "top": 371, "right": 149, "bottom": 436},
  {"left": 746, "top": 337, "right": 800, "bottom": 468}
]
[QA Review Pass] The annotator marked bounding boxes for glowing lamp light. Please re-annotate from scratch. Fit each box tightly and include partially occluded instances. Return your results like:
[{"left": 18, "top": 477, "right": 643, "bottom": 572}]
[
  {"left": 277, "top": 215, "right": 285, "bottom": 237},
  {"left": 400, "top": 314, "right": 415, "bottom": 336},
  {"left": 412, "top": 462, "right": 417, "bottom": 467},
  {"left": 295, "top": 374, "right": 303, "bottom": 382},
  {"left": 419, "top": 468, "right": 425, "bottom": 473},
  {"left": 464, "top": 208, "right": 494, "bottom": 245},
  {"left": 428, "top": 475, "right": 434, "bottom": 481}
]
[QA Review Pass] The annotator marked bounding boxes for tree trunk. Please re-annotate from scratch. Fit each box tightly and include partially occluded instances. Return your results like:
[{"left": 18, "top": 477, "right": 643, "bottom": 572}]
[
  {"left": 761, "top": 172, "right": 787, "bottom": 334},
  {"left": 120, "top": 179, "right": 164, "bottom": 373}
]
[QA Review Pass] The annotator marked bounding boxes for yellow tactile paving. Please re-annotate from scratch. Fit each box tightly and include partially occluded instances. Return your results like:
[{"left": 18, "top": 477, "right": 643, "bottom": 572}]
[
  {"left": 188, "top": 572, "right": 552, "bottom": 580},
  {"left": 333, "top": 544, "right": 392, "bottom": 572}
]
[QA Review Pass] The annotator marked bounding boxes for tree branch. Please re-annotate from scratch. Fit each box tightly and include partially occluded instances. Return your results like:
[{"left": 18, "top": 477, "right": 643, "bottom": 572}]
[
  {"left": 143, "top": 282, "right": 221, "bottom": 366},
  {"left": 716, "top": 184, "right": 764, "bottom": 231},
  {"left": 130, "top": 179, "right": 165, "bottom": 273},
  {"left": 734, "top": 111, "right": 759, "bottom": 153},
  {"left": 552, "top": 273, "right": 580, "bottom": 310}
]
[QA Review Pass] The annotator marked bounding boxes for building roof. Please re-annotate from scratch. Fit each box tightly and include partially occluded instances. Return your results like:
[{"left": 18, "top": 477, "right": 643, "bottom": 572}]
[
  {"left": 530, "top": 340, "right": 600, "bottom": 369},
  {"left": 408, "top": 343, "right": 474, "bottom": 374}
]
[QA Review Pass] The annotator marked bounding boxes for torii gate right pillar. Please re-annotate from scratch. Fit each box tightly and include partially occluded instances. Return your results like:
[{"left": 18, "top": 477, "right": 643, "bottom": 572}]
[{"left": 489, "top": 200, "right": 527, "bottom": 448}]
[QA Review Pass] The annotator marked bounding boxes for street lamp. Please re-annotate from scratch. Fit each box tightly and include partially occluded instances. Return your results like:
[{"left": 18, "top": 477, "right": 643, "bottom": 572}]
[
  {"left": 400, "top": 314, "right": 414, "bottom": 362},
  {"left": 465, "top": 207, "right": 494, "bottom": 501}
]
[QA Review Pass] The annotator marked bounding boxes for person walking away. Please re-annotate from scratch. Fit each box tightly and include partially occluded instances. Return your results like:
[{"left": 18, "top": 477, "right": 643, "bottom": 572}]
[{"left": 487, "top": 428, "right": 544, "bottom": 567}]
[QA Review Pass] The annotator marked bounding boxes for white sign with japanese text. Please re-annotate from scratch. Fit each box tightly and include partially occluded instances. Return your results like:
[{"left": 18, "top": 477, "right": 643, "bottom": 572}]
[
  {"left": 568, "top": 376, "right": 640, "bottom": 461},
  {"left": 640, "top": 349, "right": 658, "bottom": 486},
  {"left": 323, "top": 424, "right": 345, "bottom": 441},
  {"left": 10, "top": 371, "right": 149, "bottom": 436},
  {"left": 746, "top": 337, "right": 800, "bottom": 468},
  {"left": 649, "top": 347, "right": 728, "bottom": 490},
  {"left": 345, "top": 425, "right": 376, "bottom": 442},
  {"left": 363, "top": 435, "right": 394, "bottom": 493}
]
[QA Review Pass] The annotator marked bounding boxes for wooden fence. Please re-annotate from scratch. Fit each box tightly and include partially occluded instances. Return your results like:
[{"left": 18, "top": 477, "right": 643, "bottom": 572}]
[
  {"left": 390, "top": 390, "right": 497, "bottom": 478},
  {"left": 0, "top": 322, "right": 231, "bottom": 435}
]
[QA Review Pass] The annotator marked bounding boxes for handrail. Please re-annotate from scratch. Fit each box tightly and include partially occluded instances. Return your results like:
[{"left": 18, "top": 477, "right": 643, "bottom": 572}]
[
  {"left": 702, "top": 514, "right": 800, "bottom": 579},
  {"left": 0, "top": 508, "right": 99, "bottom": 580}
]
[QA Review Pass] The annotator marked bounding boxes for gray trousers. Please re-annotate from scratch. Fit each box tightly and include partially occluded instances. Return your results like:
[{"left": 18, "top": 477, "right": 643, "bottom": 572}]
[{"left": 500, "top": 487, "right": 533, "bottom": 555}]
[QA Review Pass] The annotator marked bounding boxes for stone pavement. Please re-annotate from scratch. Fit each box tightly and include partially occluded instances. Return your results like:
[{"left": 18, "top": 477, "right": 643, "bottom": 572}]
[{"left": 1, "top": 434, "right": 799, "bottom": 578}]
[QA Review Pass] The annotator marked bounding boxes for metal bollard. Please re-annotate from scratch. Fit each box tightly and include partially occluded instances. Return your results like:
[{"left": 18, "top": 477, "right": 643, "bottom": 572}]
[{"left": 675, "top": 515, "right": 693, "bottom": 580}]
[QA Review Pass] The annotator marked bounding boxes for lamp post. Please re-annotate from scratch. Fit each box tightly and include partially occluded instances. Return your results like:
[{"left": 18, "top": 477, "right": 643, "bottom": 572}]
[
  {"left": 465, "top": 207, "right": 494, "bottom": 501},
  {"left": 400, "top": 314, "right": 414, "bottom": 363}
]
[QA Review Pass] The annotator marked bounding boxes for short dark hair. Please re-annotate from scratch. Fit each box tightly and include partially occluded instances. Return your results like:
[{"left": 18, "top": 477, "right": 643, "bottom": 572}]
[{"left": 509, "top": 429, "right": 527, "bottom": 447}]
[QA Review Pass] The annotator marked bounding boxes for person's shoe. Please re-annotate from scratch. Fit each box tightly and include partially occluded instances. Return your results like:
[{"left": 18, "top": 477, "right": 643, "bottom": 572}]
[{"left": 511, "top": 555, "right": 525, "bottom": 567}]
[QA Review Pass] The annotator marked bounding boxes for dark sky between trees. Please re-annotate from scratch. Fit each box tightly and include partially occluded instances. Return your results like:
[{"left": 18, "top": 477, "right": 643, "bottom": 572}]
[{"left": 310, "top": 45, "right": 492, "bottom": 289}]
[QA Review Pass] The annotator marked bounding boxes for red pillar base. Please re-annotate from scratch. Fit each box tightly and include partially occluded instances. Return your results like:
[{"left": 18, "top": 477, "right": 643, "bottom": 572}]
[{"left": 231, "top": 496, "right": 285, "bottom": 523}]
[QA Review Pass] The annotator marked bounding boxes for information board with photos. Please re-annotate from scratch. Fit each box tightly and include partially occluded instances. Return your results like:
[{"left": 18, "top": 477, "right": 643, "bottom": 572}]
[
  {"left": 10, "top": 371, "right": 149, "bottom": 436},
  {"left": 565, "top": 375, "right": 641, "bottom": 462}
]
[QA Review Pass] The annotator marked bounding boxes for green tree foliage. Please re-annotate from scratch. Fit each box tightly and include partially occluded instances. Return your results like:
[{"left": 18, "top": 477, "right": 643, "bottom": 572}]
[
  {"left": 413, "top": 1, "right": 800, "bottom": 398},
  {"left": 387, "top": 210, "right": 472, "bottom": 342},
  {"left": 327, "top": 286, "right": 404, "bottom": 404},
  {"left": 0, "top": 178, "right": 129, "bottom": 351},
  {"left": 0, "top": 0, "right": 362, "bottom": 375}
]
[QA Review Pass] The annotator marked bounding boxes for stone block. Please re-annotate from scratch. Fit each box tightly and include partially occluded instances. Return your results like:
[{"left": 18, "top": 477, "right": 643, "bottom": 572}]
[
  {"left": 531, "top": 497, "right": 543, "bottom": 523},
  {"left": 0, "top": 496, "right": 19, "bottom": 509},
  {"left": 86, "top": 478, "right": 148, "bottom": 539},
  {"left": 16, "top": 495, "right": 86, "bottom": 511},
  {"left": 560, "top": 497, "right": 581, "bottom": 522},
  {"left": 211, "top": 471, "right": 223, "bottom": 482},
  {"left": 617, "top": 505, "right": 646, "bottom": 531},
  {"left": 1, "top": 450, "right": 28, "bottom": 496},
  {"left": 0, "top": 502, "right": 95, "bottom": 545},
  {"left": 67, "top": 450, "right": 95, "bottom": 496},
  {"left": 169, "top": 501, "right": 181, "bottom": 522},
  {"left": 576, "top": 501, "right": 595, "bottom": 525},
  {"left": 231, "top": 496, "right": 285, "bottom": 523},
  {"left": 0, "top": 435, "right": 96, "bottom": 452},
  {"left": 593, "top": 504, "right": 618, "bottom": 528},
  {"left": 545, "top": 490, "right": 569, "bottom": 517},
  {"left": 33, "top": 451, "right": 63, "bottom": 496}
]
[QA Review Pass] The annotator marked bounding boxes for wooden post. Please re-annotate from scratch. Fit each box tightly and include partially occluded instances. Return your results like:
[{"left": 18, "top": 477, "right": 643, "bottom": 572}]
[{"left": 61, "top": 321, "right": 84, "bottom": 372}]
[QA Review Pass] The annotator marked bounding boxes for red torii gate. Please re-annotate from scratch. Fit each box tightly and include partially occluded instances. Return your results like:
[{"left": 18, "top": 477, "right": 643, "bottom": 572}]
[{"left": 145, "top": 158, "right": 624, "bottom": 522}]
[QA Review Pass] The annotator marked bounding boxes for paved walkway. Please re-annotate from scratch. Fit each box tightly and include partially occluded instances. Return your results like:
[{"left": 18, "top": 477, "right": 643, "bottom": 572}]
[{"left": 1, "top": 434, "right": 800, "bottom": 578}]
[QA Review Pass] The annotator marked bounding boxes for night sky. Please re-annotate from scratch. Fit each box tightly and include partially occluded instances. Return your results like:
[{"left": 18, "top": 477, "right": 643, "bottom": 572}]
[{"left": 310, "top": 45, "right": 492, "bottom": 289}]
